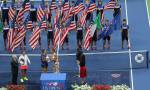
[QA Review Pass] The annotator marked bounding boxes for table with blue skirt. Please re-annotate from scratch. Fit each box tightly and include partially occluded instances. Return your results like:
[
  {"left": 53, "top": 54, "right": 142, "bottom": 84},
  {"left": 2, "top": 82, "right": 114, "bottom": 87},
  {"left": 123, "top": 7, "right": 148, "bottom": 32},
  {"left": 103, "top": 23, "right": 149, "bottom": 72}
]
[{"left": 40, "top": 73, "right": 66, "bottom": 90}]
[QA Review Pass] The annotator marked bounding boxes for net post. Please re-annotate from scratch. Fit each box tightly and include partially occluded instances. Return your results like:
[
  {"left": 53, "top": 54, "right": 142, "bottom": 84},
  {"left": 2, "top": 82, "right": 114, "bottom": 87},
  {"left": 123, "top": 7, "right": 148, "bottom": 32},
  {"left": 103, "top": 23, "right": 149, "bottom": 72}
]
[{"left": 146, "top": 51, "right": 149, "bottom": 69}]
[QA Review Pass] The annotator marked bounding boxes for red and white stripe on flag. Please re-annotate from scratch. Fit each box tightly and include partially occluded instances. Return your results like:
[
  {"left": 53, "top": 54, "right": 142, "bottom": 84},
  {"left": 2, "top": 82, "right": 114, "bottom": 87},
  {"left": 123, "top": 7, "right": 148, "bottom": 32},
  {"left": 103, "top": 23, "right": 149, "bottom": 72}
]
[
  {"left": 60, "top": 28, "right": 68, "bottom": 46},
  {"left": 7, "top": 28, "right": 17, "bottom": 51},
  {"left": 37, "top": 6, "right": 45, "bottom": 21},
  {"left": 45, "top": 7, "right": 50, "bottom": 20},
  {"left": 12, "top": 25, "right": 26, "bottom": 52},
  {"left": 41, "top": 21, "right": 47, "bottom": 29},
  {"left": 16, "top": 8, "right": 24, "bottom": 24},
  {"left": 74, "top": 3, "right": 84, "bottom": 15},
  {"left": 29, "top": 27, "right": 41, "bottom": 49},
  {"left": 79, "top": 10, "right": 87, "bottom": 26},
  {"left": 104, "top": 1, "right": 116, "bottom": 10},
  {"left": 63, "top": 1, "right": 70, "bottom": 12},
  {"left": 68, "top": 21, "right": 76, "bottom": 31},
  {"left": 51, "top": 1, "right": 57, "bottom": 10},
  {"left": 27, "top": 21, "right": 33, "bottom": 29},
  {"left": 24, "top": 2, "right": 30, "bottom": 12},
  {"left": 87, "top": 3, "right": 96, "bottom": 13},
  {"left": 83, "top": 26, "right": 92, "bottom": 50},
  {"left": 53, "top": 25, "right": 60, "bottom": 49},
  {"left": 54, "top": 9, "right": 60, "bottom": 26},
  {"left": 8, "top": 7, "right": 15, "bottom": 21},
  {"left": 60, "top": 21, "right": 76, "bottom": 46}
]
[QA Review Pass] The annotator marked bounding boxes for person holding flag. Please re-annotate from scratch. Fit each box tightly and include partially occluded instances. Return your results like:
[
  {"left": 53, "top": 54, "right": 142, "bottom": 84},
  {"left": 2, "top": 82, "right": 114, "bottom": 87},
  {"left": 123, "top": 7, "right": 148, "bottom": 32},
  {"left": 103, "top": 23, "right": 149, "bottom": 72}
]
[
  {"left": 47, "top": 23, "right": 54, "bottom": 49},
  {"left": 113, "top": 1, "right": 121, "bottom": 30},
  {"left": 76, "top": 23, "right": 83, "bottom": 48},
  {"left": 121, "top": 19, "right": 130, "bottom": 49},
  {"left": 3, "top": 20, "right": 9, "bottom": 50}
]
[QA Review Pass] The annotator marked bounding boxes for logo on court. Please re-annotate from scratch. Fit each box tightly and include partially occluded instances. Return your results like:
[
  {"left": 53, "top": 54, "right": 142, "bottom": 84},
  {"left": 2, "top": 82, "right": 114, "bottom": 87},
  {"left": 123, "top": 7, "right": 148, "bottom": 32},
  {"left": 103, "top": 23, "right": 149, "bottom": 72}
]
[{"left": 135, "top": 54, "right": 144, "bottom": 63}]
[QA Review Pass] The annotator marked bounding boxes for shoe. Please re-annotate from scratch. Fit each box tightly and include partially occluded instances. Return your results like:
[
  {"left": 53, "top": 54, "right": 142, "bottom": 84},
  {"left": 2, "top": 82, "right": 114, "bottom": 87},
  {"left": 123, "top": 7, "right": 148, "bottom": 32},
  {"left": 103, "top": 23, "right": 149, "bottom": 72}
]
[
  {"left": 24, "top": 77, "right": 28, "bottom": 81},
  {"left": 20, "top": 78, "right": 24, "bottom": 83}
]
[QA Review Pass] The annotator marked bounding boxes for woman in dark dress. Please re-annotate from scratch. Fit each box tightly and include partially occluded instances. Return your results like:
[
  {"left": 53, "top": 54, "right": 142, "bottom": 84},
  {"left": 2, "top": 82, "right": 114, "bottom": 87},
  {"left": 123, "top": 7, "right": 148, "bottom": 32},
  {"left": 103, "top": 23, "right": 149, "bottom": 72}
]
[
  {"left": 11, "top": 55, "right": 19, "bottom": 85},
  {"left": 79, "top": 52, "right": 87, "bottom": 84}
]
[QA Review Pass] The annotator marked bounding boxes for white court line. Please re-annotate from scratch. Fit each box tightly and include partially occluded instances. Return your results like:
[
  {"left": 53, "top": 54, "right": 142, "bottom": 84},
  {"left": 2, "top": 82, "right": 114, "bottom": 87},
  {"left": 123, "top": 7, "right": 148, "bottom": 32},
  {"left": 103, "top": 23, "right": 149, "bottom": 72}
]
[
  {"left": 0, "top": 50, "right": 147, "bottom": 56},
  {"left": 124, "top": 0, "right": 134, "bottom": 90},
  {"left": 146, "top": 0, "right": 150, "bottom": 27}
]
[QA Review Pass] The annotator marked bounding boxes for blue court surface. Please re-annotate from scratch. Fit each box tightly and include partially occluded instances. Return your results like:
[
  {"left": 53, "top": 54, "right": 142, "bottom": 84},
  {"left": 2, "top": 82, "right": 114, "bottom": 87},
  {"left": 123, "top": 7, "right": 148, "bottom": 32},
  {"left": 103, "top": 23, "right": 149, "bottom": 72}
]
[{"left": 0, "top": 0, "right": 150, "bottom": 90}]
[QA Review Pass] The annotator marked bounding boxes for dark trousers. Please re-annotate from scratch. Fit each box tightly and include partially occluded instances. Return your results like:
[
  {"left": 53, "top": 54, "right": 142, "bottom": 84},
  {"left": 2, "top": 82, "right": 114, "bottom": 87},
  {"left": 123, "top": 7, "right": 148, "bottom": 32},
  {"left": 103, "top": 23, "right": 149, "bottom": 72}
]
[{"left": 12, "top": 72, "right": 18, "bottom": 85}]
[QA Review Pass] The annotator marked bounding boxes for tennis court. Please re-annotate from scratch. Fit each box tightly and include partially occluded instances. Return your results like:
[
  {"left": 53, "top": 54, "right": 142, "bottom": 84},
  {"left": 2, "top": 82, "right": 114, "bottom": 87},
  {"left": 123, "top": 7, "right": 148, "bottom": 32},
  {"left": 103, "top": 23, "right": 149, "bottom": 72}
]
[{"left": 0, "top": 0, "right": 150, "bottom": 90}]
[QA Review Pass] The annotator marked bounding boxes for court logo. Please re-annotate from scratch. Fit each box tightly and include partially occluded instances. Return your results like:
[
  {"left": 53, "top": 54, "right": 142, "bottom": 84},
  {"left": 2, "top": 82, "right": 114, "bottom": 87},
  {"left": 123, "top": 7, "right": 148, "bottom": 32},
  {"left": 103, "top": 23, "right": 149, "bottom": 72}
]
[{"left": 135, "top": 54, "right": 144, "bottom": 63}]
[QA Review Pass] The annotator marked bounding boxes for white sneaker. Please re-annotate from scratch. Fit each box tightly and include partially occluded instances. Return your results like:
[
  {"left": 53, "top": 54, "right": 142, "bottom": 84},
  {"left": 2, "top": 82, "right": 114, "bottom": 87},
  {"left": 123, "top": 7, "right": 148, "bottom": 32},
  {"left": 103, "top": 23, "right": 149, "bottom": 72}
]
[{"left": 20, "top": 78, "right": 24, "bottom": 83}]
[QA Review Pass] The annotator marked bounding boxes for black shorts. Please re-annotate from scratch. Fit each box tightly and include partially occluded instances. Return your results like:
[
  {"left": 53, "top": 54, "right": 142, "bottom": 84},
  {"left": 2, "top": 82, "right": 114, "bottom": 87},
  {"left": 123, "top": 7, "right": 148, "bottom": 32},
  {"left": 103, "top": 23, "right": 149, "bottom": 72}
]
[
  {"left": 103, "top": 36, "right": 111, "bottom": 41},
  {"left": 47, "top": 31, "right": 54, "bottom": 40},
  {"left": 41, "top": 61, "right": 48, "bottom": 68},
  {"left": 122, "top": 30, "right": 128, "bottom": 41},
  {"left": 3, "top": 30, "right": 8, "bottom": 39},
  {"left": 77, "top": 30, "right": 83, "bottom": 40}
]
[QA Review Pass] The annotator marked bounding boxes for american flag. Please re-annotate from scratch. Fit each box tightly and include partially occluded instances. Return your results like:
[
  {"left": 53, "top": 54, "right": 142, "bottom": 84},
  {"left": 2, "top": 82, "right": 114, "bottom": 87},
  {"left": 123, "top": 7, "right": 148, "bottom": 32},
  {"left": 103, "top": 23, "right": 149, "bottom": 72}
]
[
  {"left": 53, "top": 25, "right": 60, "bottom": 49},
  {"left": 60, "top": 21, "right": 76, "bottom": 45},
  {"left": 45, "top": 7, "right": 50, "bottom": 20},
  {"left": 29, "top": 27, "right": 41, "bottom": 49},
  {"left": 24, "top": 2, "right": 30, "bottom": 13},
  {"left": 16, "top": 8, "right": 25, "bottom": 25},
  {"left": 62, "top": 1, "right": 70, "bottom": 12},
  {"left": 68, "top": 21, "right": 76, "bottom": 31},
  {"left": 60, "top": 27, "right": 68, "bottom": 46},
  {"left": 87, "top": 3, "right": 97, "bottom": 13},
  {"left": 74, "top": 3, "right": 84, "bottom": 15},
  {"left": 8, "top": 7, "right": 15, "bottom": 21},
  {"left": 50, "top": 0, "right": 57, "bottom": 10},
  {"left": 37, "top": 5, "right": 45, "bottom": 21},
  {"left": 104, "top": 0, "right": 116, "bottom": 10},
  {"left": 83, "top": 25, "right": 92, "bottom": 50},
  {"left": 54, "top": 9, "right": 60, "bottom": 26},
  {"left": 41, "top": 21, "right": 47, "bottom": 29},
  {"left": 27, "top": 21, "right": 33, "bottom": 30},
  {"left": 79, "top": 10, "right": 87, "bottom": 26},
  {"left": 12, "top": 25, "right": 26, "bottom": 52},
  {"left": 7, "top": 28, "right": 17, "bottom": 52},
  {"left": 62, "top": 7, "right": 74, "bottom": 22}
]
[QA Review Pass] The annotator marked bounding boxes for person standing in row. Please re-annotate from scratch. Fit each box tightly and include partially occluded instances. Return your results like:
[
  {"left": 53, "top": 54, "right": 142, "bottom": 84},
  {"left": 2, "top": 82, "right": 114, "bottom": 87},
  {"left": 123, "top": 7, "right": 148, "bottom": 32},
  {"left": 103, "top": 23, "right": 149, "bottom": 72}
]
[
  {"left": 3, "top": 20, "right": 9, "bottom": 50},
  {"left": 79, "top": 52, "right": 87, "bottom": 84},
  {"left": 41, "top": 49, "right": 49, "bottom": 72},
  {"left": 18, "top": 51, "right": 31, "bottom": 83},
  {"left": 103, "top": 19, "right": 112, "bottom": 50},
  {"left": 77, "top": 24, "right": 83, "bottom": 48},
  {"left": 121, "top": 19, "right": 130, "bottom": 49},
  {"left": 50, "top": 48, "right": 60, "bottom": 73},
  {"left": 11, "top": 55, "right": 19, "bottom": 85},
  {"left": 47, "top": 23, "right": 54, "bottom": 49}
]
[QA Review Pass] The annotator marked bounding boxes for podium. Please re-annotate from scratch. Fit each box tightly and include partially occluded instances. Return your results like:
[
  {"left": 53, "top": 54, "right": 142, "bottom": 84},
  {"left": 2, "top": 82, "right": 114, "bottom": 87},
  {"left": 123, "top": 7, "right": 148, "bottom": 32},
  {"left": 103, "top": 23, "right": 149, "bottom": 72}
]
[{"left": 40, "top": 73, "right": 66, "bottom": 90}]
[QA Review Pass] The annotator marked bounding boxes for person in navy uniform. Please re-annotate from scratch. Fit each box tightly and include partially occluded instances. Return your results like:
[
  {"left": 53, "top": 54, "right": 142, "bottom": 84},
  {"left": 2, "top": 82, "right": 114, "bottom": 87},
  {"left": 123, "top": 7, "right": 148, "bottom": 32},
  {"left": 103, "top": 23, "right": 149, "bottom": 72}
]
[
  {"left": 47, "top": 23, "right": 54, "bottom": 49},
  {"left": 2, "top": 1, "right": 9, "bottom": 23},
  {"left": 77, "top": 24, "right": 83, "bottom": 48},
  {"left": 85, "top": 0, "right": 93, "bottom": 27},
  {"left": 121, "top": 19, "right": 129, "bottom": 49},
  {"left": 30, "top": 2, "right": 37, "bottom": 22},
  {"left": 103, "top": 19, "right": 112, "bottom": 50},
  {"left": 3, "top": 20, "right": 9, "bottom": 50}
]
